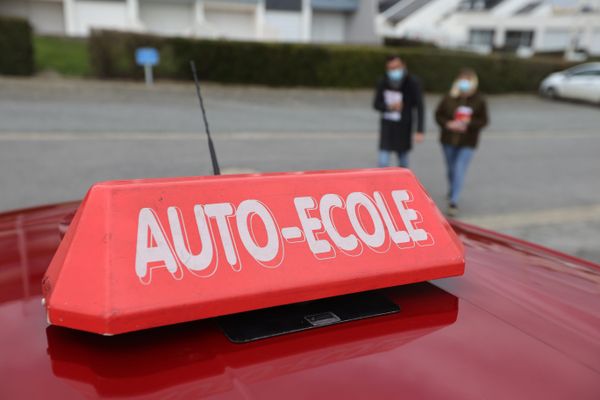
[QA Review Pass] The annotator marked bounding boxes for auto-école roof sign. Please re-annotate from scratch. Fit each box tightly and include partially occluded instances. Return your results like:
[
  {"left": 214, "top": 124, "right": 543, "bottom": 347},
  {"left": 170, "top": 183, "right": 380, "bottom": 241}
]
[{"left": 42, "top": 168, "right": 464, "bottom": 335}]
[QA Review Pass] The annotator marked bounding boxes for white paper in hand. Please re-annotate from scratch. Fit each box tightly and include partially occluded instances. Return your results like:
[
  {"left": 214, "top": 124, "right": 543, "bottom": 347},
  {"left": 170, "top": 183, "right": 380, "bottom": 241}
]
[{"left": 383, "top": 90, "right": 402, "bottom": 121}]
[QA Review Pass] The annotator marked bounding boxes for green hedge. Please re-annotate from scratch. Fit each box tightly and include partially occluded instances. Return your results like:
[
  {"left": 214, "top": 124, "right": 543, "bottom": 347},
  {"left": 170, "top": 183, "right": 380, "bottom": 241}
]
[
  {"left": 89, "top": 30, "right": 570, "bottom": 93},
  {"left": 35, "top": 36, "right": 90, "bottom": 76},
  {"left": 0, "top": 16, "right": 34, "bottom": 76}
]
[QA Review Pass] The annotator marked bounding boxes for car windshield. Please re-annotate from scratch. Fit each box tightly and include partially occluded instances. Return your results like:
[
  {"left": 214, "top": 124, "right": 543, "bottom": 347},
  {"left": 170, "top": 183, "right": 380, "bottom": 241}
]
[{"left": 564, "top": 63, "right": 600, "bottom": 75}]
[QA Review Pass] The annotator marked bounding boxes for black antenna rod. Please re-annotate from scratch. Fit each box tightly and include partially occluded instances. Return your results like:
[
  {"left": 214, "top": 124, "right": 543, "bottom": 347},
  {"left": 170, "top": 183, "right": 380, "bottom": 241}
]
[{"left": 190, "top": 60, "right": 221, "bottom": 176}]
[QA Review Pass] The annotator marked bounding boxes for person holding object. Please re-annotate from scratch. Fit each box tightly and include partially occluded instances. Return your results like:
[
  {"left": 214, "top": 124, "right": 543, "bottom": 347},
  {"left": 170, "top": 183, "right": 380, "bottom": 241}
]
[
  {"left": 435, "top": 68, "right": 489, "bottom": 217},
  {"left": 373, "top": 55, "right": 425, "bottom": 168}
]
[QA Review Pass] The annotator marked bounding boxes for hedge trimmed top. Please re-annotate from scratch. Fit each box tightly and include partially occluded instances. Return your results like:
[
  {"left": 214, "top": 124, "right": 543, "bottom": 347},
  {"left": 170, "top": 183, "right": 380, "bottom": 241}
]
[
  {"left": 0, "top": 21, "right": 570, "bottom": 93},
  {"left": 0, "top": 16, "right": 34, "bottom": 76},
  {"left": 89, "top": 30, "right": 570, "bottom": 93}
]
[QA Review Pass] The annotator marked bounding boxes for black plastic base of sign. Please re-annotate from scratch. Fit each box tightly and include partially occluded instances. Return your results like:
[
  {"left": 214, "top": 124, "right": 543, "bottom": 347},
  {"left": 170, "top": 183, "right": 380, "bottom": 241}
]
[{"left": 217, "top": 291, "right": 400, "bottom": 343}]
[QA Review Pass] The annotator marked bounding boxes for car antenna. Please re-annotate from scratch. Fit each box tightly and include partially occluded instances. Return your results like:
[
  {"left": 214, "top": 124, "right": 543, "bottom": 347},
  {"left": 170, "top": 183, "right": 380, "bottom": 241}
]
[{"left": 190, "top": 60, "right": 221, "bottom": 176}]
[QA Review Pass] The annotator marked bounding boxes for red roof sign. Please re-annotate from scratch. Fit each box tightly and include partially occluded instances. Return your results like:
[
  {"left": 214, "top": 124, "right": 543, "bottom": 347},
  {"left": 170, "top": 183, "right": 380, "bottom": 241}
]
[{"left": 42, "top": 168, "right": 464, "bottom": 335}]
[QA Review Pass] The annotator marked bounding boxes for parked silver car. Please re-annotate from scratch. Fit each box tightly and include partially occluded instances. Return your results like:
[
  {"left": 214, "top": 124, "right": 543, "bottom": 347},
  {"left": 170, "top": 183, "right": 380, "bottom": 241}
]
[{"left": 540, "top": 62, "right": 600, "bottom": 103}]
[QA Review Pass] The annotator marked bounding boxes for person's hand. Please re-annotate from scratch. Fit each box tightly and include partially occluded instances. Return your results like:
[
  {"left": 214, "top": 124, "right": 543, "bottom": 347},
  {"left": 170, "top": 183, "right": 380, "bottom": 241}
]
[
  {"left": 455, "top": 122, "right": 467, "bottom": 132},
  {"left": 446, "top": 120, "right": 466, "bottom": 132},
  {"left": 414, "top": 132, "right": 425, "bottom": 144},
  {"left": 446, "top": 120, "right": 458, "bottom": 130},
  {"left": 390, "top": 102, "right": 403, "bottom": 111}
]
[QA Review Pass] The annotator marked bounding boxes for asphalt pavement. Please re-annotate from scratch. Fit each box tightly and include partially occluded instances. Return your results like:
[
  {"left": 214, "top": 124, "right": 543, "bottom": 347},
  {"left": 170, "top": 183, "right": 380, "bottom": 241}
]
[{"left": 1, "top": 76, "right": 599, "bottom": 263}]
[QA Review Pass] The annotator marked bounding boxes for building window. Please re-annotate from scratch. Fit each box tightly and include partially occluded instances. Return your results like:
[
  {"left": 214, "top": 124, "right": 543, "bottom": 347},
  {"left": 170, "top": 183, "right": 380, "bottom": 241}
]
[
  {"left": 469, "top": 29, "right": 494, "bottom": 46},
  {"left": 504, "top": 30, "right": 534, "bottom": 50},
  {"left": 266, "top": 0, "right": 302, "bottom": 11},
  {"left": 458, "top": 0, "right": 503, "bottom": 11}
]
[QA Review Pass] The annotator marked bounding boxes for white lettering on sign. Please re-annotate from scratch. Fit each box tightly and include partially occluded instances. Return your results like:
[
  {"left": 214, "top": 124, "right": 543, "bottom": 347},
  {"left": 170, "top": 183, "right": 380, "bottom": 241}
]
[
  {"left": 204, "top": 203, "right": 240, "bottom": 271},
  {"left": 135, "top": 190, "right": 433, "bottom": 283},
  {"left": 392, "top": 190, "right": 431, "bottom": 244},
  {"left": 374, "top": 191, "right": 410, "bottom": 247},
  {"left": 319, "top": 194, "right": 359, "bottom": 255},
  {"left": 236, "top": 200, "right": 283, "bottom": 267},
  {"left": 294, "top": 197, "right": 333, "bottom": 259},
  {"left": 168, "top": 206, "right": 216, "bottom": 277},
  {"left": 346, "top": 192, "right": 386, "bottom": 252},
  {"left": 135, "top": 208, "right": 183, "bottom": 285}
]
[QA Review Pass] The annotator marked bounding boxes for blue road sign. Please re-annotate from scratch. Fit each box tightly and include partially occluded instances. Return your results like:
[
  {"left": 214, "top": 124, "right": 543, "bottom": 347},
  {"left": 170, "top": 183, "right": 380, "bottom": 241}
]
[{"left": 135, "top": 47, "right": 159, "bottom": 66}]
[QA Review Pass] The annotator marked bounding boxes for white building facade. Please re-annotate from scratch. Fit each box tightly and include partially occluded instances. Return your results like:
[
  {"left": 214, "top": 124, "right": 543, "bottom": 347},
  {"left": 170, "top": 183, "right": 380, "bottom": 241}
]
[
  {"left": 0, "top": 0, "right": 379, "bottom": 44},
  {"left": 377, "top": 0, "right": 600, "bottom": 56}
]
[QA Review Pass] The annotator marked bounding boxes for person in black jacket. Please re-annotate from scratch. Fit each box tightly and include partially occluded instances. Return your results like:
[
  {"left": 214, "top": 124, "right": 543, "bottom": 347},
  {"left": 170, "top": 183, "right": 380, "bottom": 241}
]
[{"left": 373, "top": 55, "right": 425, "bottom": 168}]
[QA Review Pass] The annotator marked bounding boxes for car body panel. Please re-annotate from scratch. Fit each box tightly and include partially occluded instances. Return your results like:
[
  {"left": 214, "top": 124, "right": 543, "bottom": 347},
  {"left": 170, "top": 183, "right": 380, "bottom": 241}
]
[
  {"left": 540, "top": 62, "right": 600, "bottom": 103},
  {"left": 1, "top": 202, "right": 599, "bottom": 399},
  {"left": 560, "top": 73, "right": 600, "bottom": 102}
]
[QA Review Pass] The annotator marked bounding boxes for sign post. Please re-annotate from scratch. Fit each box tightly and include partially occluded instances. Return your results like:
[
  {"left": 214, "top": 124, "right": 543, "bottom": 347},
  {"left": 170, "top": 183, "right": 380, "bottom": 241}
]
[{"left": 135, "top": 47, "right": 159, "bottom": 86}]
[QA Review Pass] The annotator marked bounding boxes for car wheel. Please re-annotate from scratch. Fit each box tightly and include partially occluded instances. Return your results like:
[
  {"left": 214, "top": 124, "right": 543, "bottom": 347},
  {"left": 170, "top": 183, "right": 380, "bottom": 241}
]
[{"left": 544, "top": 87, "right": 558, "bottom": 99}]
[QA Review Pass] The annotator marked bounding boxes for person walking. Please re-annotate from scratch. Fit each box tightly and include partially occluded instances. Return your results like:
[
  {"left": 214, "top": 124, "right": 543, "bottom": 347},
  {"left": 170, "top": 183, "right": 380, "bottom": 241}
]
[
  {"left": 435, "top": 68, "right": 489, "bottom": 217},
  {"left": 373, "top": 55, "right": 425, "bottom": 168}
]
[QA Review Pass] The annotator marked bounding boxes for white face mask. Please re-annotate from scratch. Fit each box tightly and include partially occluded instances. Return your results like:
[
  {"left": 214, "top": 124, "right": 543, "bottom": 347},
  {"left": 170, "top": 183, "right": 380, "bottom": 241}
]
[
  {"left": 387, "top": 68, "right": 404, "bottom": 81},
  {"left": 457, "top": 79, "right": 472, "bottom": 93}
]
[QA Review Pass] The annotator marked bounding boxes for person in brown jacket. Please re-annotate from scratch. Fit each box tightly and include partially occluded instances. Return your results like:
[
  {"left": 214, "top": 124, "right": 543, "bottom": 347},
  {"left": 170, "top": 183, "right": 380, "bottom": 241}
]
[{"left": 435, "top": 68, "right": 489, "bottom": 216}]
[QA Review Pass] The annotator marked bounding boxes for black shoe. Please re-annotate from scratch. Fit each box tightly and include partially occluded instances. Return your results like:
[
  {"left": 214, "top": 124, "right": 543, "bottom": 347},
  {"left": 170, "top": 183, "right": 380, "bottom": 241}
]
[{"left": 447, "top": 203, "right": 458, "bottom": 217}]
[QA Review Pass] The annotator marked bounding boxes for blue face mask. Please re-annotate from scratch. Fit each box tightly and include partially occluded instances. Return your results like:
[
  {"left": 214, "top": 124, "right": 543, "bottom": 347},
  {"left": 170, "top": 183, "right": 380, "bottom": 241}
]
[
  {"left": 457, "top": 79, "right": 472, "bottom": 93},
  {"left": 387, "top": 68, "right": 404, "bottom": 81}
]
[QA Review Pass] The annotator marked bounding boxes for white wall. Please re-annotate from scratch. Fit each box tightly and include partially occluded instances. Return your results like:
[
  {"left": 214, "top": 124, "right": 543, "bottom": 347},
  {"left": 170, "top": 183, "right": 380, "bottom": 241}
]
[
  {"left": 72, "top": 0, "right": 129, "bottom": 35},
  {"left": 0, "top": 0, "right": 65, "bottom": 34},
  {"left": 264, "top": 10, "right": 302, "bottom": 41},
  {"left": 540, "top": 28, "right": 570, "bottom": 51},
  {"left": 0, "top": 0, "right": 27, "bottom": 17},
  {"left": 379, "top": 0, "right": 600, "bottom": 55},
  {"left": 345, "top": 0, "right": 379, "bottom": 44},
  {"left": 491, "top": 0, "right": 532, "bottom": 17},
  {"left": 31, "top": 1, "right": 65, "bottom": 34},
  {"left": 379, "top": 0, "right": 463, "bottom": 45},
  {"left": 436, "top": 12, "right": 600, "bottom": 53},
  {"left": 311, "top": 11, "right": 345, "bottom": 43},
  {"left": 435, "top": 13, "right": 472, "bottom": 46},
  {"left": 204, "top": 8, "right": 256, "bottom": 39},
  {"left": 139, "top": 1, "right": 194, "bottom": 36},
  {"left": 588, "top": 29, "right": 600, "bottom": 55}
]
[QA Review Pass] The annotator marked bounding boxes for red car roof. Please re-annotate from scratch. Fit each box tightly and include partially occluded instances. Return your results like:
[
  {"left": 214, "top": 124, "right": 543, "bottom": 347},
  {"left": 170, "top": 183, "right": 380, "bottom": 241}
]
[{"left": 1, "top": 202, "right": 599, "bottom": 399}]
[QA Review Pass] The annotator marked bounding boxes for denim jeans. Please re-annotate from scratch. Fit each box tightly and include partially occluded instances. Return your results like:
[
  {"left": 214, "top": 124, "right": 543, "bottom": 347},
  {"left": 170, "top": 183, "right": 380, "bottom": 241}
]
[
  {"left": 442, "top": 144, "right": 475, "bottom": 205},
  {"left": 378, "top": 150, "right": 409, "bottom": 168}
]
